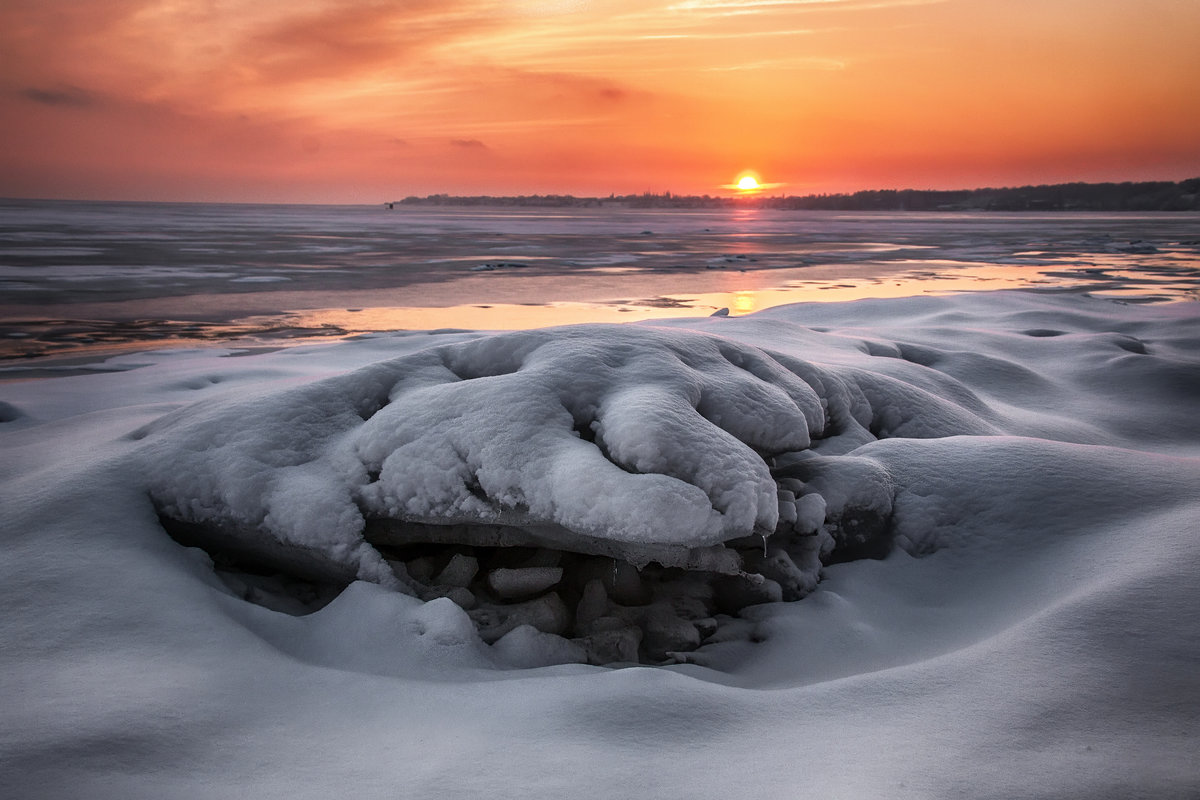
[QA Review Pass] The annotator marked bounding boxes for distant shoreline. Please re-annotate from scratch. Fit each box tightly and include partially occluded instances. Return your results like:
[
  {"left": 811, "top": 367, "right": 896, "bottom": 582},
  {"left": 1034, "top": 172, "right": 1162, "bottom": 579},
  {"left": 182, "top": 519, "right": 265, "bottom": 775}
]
[{"left": 392, "top": 177, "right": 1200, "bottom": 213}]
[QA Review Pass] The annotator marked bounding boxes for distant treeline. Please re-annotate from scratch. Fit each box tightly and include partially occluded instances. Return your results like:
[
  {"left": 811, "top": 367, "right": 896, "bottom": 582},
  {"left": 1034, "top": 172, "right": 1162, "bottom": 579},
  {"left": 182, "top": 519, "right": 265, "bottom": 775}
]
[{"left": 394, "top": 178, "right": 1200, "bottom": 212}]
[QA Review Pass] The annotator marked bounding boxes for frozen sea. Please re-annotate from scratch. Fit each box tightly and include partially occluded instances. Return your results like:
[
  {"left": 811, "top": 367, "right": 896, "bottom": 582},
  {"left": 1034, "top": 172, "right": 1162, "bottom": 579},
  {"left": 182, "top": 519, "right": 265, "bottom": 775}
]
[
  {"left": 2, "top": 201, "right": 1200, "bottom": 799},
  {"left": 2, "top": 199, "right": 1198, "bottom": 368}
]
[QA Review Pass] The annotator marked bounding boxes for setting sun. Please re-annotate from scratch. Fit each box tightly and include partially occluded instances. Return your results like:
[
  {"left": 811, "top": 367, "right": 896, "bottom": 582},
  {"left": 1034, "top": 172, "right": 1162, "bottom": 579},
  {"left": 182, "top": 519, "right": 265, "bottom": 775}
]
[{"left": 723, "top": 172, "right": 782, "bottom": 194}]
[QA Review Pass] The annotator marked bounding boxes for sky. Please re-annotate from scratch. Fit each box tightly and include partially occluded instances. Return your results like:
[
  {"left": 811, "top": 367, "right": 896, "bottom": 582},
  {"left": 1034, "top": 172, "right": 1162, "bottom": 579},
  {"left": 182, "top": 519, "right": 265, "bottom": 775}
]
[{"left": 2, "top": 0, "right": 1198, "bottom": 203}]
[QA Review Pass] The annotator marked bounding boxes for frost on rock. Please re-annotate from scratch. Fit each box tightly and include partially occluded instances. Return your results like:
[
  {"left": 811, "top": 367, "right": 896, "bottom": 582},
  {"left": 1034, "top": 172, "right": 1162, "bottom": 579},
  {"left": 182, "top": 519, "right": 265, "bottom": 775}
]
[{"left": 140, "top": 323, "right": 993, "bottom": 665}]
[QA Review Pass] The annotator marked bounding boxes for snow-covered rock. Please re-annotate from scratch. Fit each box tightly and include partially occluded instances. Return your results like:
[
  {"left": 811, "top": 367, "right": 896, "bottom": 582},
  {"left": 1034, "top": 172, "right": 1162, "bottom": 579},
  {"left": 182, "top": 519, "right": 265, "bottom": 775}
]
[{"left": 131, "top": 318, "right": 1025, "bottom": 600}]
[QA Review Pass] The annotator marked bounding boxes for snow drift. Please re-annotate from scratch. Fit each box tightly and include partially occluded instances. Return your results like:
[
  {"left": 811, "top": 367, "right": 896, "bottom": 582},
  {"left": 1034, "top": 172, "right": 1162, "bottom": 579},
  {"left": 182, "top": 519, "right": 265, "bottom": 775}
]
[{"left": 2, "top": 290, "right": 1199, "bottom": 798}]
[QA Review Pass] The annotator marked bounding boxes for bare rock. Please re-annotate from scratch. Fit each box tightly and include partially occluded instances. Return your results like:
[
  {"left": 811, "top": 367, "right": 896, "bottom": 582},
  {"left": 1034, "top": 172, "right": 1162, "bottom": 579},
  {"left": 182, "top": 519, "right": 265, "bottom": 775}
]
[
  {"left": 575, "top": 579, "right": 609, "bottom": 629},
  {"left": 404, "top": 555, "right": 438, "bottom": 585},
  {"left": 487, "top": 566, "right": 564, "bottom": 600},
  {"left": 434, "top": 553, "right": 478, "bottom": 588},
  {"left": 576, "top": 627, "right": 642, "bottom": 665},
  {"left": 641, "top": 604, "right": 702, "bottom": 660},
  {"left": 713, "top": 572, "right": 783, "bottom": 614},
  {"left": 578, "top": 614, "right": 628, "bottom": 636},
  {"left": 574, "top": 558, "right": 650, "bottom": 605},
  {"left": 664, "top": 592, "right": 711, "bottom": 621},
  {"left": 469, "top": 592, "right": 570, "bottom": 644}
]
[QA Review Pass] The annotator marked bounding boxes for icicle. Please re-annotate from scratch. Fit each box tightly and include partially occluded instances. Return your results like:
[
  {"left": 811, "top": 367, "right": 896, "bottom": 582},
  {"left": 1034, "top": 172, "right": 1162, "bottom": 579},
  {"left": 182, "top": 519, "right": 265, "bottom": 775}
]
[{"left": 762, "top": 533, "right": 768, "bottom": 557}]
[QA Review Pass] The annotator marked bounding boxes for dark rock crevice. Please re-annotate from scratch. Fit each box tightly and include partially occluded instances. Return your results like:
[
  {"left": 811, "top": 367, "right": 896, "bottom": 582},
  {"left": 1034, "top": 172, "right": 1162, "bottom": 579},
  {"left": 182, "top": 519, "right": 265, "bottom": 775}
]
[{"left": 160, "top": 463, "right": 897, "bottom": 667}]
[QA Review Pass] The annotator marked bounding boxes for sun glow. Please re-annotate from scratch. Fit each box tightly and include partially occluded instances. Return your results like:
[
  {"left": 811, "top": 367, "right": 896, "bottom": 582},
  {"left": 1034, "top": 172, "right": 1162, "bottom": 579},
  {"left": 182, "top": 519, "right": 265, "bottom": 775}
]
[{"left": 722, "top": 172, "right": 783, "bottom": 194}]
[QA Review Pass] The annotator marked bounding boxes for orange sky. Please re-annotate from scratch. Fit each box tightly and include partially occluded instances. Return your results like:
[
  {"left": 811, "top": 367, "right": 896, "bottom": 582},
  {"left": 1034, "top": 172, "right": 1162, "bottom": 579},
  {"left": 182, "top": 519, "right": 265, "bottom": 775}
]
[{"left": 2, "top": 0, "right": 1198, "bottom": 203}]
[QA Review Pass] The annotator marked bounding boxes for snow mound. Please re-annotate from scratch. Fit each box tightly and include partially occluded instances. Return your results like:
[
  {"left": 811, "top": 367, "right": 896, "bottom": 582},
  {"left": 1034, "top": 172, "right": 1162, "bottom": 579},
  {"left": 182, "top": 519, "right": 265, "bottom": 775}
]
[{"left": 132, "top": 322, "right": 1017, "bottom": 663}]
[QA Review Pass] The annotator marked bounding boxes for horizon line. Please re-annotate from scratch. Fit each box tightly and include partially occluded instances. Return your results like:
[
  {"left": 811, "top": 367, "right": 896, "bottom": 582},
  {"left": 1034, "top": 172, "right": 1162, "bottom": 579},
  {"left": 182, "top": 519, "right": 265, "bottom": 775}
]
[{"left": 4, "top": 176, "right": 1198, "bottom": 208}]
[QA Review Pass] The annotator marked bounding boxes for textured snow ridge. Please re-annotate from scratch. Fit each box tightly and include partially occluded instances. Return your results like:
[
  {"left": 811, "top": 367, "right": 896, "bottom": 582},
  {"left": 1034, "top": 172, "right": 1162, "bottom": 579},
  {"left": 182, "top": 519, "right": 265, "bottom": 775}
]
[{"left": 140, "top": 323, "right": 997, "bottom": 664}]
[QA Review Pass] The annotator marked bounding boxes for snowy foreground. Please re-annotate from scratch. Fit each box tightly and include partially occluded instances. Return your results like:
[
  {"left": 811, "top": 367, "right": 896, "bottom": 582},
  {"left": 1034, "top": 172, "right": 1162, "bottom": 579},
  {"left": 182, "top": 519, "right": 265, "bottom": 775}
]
[{"left": 3, "top": 291, "right": 1199, "bottom": 798}]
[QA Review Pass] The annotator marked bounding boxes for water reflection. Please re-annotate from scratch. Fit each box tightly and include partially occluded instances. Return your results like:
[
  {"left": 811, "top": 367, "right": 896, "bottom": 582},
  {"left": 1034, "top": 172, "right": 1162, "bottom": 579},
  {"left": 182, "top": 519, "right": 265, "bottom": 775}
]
[
  {"left": 3, "top": 202, "right": 1198, "bottom": 363},
  {"left": 284, "top": 257, "right": 1198, "bottom": 335}
]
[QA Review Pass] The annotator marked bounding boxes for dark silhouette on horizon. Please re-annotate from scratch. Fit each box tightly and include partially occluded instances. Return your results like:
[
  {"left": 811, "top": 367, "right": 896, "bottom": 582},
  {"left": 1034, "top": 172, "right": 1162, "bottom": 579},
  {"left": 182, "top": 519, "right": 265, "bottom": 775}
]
[{"left": 391, "top": 178, "right": 1200, "bottom": 212}]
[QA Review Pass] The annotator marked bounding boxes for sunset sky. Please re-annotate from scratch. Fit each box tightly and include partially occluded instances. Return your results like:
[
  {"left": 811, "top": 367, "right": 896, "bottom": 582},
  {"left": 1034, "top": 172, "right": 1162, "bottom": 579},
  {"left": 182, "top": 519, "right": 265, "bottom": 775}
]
[{"left": 3, "top": 0, "right": 1198, "bottom": 203}]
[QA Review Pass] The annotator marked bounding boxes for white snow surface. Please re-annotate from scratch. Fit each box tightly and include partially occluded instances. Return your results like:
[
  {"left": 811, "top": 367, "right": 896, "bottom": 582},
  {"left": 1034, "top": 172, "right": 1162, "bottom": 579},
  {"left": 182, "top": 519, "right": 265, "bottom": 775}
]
[{"left": 3, "top": 290, "right": 1200, "bottom": 798}]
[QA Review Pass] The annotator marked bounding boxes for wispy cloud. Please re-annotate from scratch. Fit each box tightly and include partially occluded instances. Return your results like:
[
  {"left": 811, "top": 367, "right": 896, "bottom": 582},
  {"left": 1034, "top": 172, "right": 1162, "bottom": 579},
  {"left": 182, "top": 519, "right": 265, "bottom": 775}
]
[
  {"left": 239, "top": 1, "right": 503, "bottom": 84},
  {"left": 20, "top": 85, "right": 101, "bottom": 108},
  {"left": 672, "top": 0, "right": 848, "bottom": 8},
  {"left": 704, "top": 56, "right": 846, "bottom": 71},
  {"left": 669, "top": 0, "right": 946, "bottom": 11},
  {"left": 638, "top": 28, "right": 817, "bottom": 40}
]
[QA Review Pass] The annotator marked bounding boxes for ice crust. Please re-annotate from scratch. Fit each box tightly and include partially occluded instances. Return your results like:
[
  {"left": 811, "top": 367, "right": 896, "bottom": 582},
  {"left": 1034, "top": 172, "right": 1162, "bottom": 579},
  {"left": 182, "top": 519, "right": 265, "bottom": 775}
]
[{"left": 3, "top": 290, "right": 1200, "bottom": 798}]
